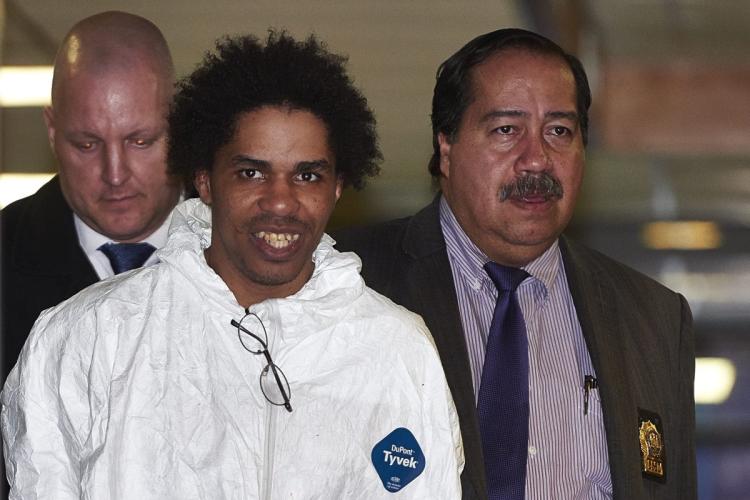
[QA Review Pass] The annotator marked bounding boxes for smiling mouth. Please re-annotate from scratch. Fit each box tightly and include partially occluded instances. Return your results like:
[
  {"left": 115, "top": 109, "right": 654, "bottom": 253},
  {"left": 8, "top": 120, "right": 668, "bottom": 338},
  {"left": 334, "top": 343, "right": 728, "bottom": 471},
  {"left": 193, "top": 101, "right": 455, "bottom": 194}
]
[{"left": 254, "top": 231, "right": 301, "bottom": 249}]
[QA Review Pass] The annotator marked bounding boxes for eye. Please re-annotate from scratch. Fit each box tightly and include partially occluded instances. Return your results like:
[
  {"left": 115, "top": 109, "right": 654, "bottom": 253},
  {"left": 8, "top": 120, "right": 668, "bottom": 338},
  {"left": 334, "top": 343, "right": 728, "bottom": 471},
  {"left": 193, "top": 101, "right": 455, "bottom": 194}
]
[
  {"left": 297, "top": 171, "right": 321, "bottom": 182},
  {"left": 494, "top": 125, "right": 514, "bottom": 135},
  {"left": 75, "top": 141, "right": 96, "bottom": 151},
  {"left": 240, "top": 168, "right": 260, "bottom": 179},
  {"left": 131, "top": 138, "right": 152, "bottom": 148},
  {"left": 550, "top": 126, "right": 572, "bottom": 136}
]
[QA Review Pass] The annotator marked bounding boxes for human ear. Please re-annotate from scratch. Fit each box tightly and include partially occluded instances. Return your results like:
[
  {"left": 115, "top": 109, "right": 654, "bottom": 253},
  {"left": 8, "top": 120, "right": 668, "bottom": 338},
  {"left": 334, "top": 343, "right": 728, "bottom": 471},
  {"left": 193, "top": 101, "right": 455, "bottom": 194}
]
[
  {"left": 194, "top": 170, "right": 212, "bottom": 205},
  {"left": 42, "top": 107, "right": 57, "bottom": 151},
  {"left": 438, "top": 132, "right": 453, "bottom": 179}
]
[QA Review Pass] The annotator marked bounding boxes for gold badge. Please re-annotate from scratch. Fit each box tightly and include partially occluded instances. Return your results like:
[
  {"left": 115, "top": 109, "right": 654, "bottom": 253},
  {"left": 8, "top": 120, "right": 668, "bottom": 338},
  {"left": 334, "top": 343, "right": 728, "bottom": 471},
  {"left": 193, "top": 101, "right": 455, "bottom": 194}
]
[{"left": 638, "top": 409, "right": 666, "bottom": 481}]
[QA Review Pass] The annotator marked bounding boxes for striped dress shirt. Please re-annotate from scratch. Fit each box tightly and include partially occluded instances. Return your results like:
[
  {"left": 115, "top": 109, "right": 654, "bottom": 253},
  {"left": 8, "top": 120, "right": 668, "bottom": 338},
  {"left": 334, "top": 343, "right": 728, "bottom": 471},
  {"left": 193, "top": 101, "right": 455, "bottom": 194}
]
[{"left": 440, "top": 196, "right": 613, "bottom": 499}]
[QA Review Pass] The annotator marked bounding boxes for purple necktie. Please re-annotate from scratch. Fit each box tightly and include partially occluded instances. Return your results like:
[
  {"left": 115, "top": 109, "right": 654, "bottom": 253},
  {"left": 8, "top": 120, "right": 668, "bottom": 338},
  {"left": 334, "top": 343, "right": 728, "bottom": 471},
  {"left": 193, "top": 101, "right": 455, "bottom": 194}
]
[
  {"left": 478, "top": 262, "right": 530, "bottom": 500},
  {"left": 98, "top": 242, "right": 156, "bottom": 274}
]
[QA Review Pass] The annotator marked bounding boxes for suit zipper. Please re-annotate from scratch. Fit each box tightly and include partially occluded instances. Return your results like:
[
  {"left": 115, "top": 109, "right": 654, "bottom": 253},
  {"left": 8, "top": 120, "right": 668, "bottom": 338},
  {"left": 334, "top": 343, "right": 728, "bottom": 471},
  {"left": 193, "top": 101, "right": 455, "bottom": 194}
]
[{"left": 261, "top": 401, "right": 276, "bottom": 500}]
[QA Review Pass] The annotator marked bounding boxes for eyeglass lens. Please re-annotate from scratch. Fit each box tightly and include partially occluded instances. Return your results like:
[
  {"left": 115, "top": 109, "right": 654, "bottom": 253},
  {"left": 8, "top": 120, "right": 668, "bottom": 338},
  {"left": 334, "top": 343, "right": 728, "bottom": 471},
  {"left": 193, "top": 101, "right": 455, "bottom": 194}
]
[
  {"left": 260, "top": 363, "right": 292, "bottom": 409},
  {"left": 236, "top": 313, "right": 268, "bottom": 354}
]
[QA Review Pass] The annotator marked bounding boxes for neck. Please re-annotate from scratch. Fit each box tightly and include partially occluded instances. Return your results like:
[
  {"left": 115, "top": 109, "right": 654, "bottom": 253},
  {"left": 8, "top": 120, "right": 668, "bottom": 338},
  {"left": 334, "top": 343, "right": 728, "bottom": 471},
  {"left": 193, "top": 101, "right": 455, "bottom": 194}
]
[{"left": 204, "top": 247, "right": 312, "bottom": 308}]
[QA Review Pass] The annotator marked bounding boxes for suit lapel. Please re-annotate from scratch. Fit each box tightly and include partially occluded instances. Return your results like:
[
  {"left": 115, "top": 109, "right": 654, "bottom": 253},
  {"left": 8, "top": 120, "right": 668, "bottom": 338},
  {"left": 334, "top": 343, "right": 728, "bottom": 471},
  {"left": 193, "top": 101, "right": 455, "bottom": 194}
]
[
  {"left": 560, "top": 236, "right": 634, "bottom": 496},
  {"left": 401, "top": 197, "right": 486, "bottom": 498}
]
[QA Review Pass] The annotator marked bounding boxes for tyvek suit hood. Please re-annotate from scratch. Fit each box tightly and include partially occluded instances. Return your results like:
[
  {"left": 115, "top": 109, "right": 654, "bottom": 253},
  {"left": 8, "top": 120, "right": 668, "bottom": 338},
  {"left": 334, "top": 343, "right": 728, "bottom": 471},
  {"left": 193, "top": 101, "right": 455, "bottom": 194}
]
[
  {"left": 2, "top": 199, "right": 463, "bottom": 499},
  {"left": 159, "top": 199, "right": 365, "bottom": 329}
]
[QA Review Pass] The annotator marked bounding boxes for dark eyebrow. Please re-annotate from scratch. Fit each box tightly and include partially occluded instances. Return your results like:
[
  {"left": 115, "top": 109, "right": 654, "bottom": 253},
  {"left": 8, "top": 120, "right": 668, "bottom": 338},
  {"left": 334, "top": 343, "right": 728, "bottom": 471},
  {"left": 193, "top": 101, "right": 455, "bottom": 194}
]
[
  {"left": 480, "top": 110, "right": 527, "bottom": 123},
  {"left": 64, "top": 131, "right": 100, "bottom": 141},
  {"left": 546, "top": 111, "right": 578, "bottom": 122},
  {"left": 125, "top": 128, "right": 165, "bottom": 140},
  {"left": 480, "top": 109, "right": 579, "bottom": 123},
  {"left": 295, "top": 159, "right": 332, "bottom": 172},
  {"left": 231, "top": 155, "right": 270, "bottom": 169},
  {"left": 230, "top": 156, "right": 332, "bottom": 172}
]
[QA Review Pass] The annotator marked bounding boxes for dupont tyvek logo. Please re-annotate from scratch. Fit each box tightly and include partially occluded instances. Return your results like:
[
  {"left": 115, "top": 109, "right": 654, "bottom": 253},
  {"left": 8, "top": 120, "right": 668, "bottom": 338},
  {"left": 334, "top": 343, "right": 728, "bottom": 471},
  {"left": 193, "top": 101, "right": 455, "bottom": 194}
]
[{"left": 371, "top": 427, "right": 425, "bottom": 492}]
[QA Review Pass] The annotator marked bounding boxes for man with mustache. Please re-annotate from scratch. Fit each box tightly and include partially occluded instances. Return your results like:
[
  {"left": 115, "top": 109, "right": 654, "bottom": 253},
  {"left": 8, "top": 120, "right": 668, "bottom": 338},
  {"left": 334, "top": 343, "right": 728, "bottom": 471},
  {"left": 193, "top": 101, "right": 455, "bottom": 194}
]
[
  {"left": 1, "top": 11, "right": 181, "bottom": 379},
  {"left": 334, "top": 28, "right": 695, "bottom": 499},
  {"left": 1, "top": 32, "right": 463, "bottom": 498}
]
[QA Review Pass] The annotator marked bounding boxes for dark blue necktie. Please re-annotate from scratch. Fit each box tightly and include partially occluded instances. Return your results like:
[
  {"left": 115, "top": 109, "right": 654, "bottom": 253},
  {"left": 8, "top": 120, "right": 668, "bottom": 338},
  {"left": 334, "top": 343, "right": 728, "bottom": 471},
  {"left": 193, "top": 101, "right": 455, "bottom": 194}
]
[
  {"left": 98, "top": 242, "right": 156, "bottom": 274},
  {"left": 478, "top": 262, "right": 530, "bottom": 500}
]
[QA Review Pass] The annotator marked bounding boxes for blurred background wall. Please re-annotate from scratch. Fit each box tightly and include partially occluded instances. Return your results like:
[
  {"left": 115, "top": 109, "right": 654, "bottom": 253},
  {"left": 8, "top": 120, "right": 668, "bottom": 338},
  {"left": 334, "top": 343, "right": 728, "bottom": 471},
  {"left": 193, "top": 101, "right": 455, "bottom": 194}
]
[{"left": 1, "top": 1, "right": 748, "bottom": 498}]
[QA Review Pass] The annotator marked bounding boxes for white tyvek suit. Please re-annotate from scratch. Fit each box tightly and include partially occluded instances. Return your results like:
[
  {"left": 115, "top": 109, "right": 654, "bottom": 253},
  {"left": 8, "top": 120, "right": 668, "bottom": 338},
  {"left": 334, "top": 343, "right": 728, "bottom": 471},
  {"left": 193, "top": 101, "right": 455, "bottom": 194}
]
[{"left": 2, "top": 199, "right": 463, "bottom": 499}]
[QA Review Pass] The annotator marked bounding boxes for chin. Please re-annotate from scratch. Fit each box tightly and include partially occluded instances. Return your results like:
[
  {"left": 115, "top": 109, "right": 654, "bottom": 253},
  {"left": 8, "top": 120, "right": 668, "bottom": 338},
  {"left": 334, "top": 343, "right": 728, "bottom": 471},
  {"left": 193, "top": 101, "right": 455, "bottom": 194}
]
[
  {"left": 246, "top": 266, "right": 301, "bottom": 288},
  {"left": 506, "top": 225, "right": 561, "bottom": 248},
  {"left": 101, "top": 223, "right": 148, "bottom": 241}
]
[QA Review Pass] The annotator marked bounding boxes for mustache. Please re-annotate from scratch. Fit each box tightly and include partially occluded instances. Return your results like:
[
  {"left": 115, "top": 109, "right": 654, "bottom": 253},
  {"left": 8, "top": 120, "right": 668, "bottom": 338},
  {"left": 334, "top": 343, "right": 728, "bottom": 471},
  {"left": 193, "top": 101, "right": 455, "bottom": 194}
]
[
  {"left": 499, "top": 172, "right": 563, "bottom": 201},
  {"left": 244, "top": 214, "right": 309, "bottom": 232}
]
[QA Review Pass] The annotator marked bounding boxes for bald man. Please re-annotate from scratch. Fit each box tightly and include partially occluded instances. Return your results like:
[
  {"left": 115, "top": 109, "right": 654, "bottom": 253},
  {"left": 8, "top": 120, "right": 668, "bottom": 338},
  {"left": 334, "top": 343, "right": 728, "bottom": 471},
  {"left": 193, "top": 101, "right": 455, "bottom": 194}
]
[{"left": 1, "top": 11, "right": 181, "bottom": 378}]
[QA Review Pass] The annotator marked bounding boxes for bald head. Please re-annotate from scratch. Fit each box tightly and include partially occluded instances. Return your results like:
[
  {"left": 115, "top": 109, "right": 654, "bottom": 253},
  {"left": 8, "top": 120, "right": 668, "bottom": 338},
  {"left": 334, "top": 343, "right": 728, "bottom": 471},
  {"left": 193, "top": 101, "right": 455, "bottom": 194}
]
[
  {"left": 44, "top": 11, "right": 180, "bottom": 243},
  {"left": 51, "top": 11, "right": 174, "bottom": 104}
]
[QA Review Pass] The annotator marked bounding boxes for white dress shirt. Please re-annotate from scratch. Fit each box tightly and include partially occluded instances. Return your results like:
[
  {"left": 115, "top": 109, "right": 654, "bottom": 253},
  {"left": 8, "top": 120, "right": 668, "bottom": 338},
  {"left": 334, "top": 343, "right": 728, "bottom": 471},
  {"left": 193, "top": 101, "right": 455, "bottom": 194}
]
[
  {"left": 440, "top": 196, "right": 613, "bottom": 499},
  {"left": 74, "top": 212, "right": 173, "bottom": 279}
]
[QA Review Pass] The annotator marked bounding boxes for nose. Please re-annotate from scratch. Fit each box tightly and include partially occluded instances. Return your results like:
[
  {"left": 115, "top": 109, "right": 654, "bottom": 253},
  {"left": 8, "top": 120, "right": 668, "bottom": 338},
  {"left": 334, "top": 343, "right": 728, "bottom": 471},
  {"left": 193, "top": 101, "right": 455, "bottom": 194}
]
[
  {"left": 516, "top": 131, "right": 551, "bottom": 173},
  {"left": 257, "top": 177, "right": 300, "bottom": 216},
  {"left": 101, "top": 143, "right": 132, "bottom": 187}
]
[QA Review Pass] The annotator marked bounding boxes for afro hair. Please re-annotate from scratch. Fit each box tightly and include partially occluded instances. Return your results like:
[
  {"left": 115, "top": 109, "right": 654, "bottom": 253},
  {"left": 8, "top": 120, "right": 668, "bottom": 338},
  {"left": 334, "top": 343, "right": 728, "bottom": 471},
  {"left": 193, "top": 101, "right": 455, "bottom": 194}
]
[{"left": 168, "top": 31, "right": 381, "bottom": 190}]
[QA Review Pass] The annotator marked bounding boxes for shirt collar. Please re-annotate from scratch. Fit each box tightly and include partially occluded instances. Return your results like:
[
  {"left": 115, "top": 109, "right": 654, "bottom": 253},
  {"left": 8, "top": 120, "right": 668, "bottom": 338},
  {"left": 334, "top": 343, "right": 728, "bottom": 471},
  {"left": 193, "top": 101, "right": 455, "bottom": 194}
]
[
  {"left": 439, "top": 194, "right": 562, "bottom": 294},
  {"left": 74, "top": 211, "right": 173, "bottom": 254},
  {"left": 523, "top": 239, "right": 561, "bottom": 296},
  {"left": 440, "top": 196, "right": 488, "bottom": 290}
]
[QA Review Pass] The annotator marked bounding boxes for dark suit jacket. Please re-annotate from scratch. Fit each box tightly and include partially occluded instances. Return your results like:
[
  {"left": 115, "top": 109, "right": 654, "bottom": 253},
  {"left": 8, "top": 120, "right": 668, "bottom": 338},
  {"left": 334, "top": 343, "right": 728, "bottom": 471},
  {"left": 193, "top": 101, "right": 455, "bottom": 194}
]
[
  {"left": 332, "top": 196, "right": 696, "bottom": 500},
  {"left": 1, "top": 176, "right": 99, "bottom": 379}
]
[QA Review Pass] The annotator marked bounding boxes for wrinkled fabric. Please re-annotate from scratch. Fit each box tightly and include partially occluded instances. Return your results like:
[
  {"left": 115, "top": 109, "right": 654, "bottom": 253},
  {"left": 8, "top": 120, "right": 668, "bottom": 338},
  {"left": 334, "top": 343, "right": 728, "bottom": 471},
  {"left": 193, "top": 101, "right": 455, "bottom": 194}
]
[{"left": 2, "top": 199, "right": 463, "bottom": 499}]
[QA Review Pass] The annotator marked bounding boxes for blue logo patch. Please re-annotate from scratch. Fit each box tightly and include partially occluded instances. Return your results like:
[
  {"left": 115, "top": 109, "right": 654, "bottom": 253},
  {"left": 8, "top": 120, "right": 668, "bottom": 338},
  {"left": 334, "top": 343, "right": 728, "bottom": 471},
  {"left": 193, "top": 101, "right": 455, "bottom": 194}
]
[{"left": 371, "top": 427, "right": 426, "bottom": 493}]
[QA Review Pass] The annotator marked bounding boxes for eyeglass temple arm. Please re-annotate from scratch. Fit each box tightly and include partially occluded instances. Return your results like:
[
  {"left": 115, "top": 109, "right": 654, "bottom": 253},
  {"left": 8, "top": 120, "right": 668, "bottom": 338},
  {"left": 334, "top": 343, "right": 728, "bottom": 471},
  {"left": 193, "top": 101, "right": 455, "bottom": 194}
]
[{"left": 231, "top": 319, "right": 268, "bottom": 348}]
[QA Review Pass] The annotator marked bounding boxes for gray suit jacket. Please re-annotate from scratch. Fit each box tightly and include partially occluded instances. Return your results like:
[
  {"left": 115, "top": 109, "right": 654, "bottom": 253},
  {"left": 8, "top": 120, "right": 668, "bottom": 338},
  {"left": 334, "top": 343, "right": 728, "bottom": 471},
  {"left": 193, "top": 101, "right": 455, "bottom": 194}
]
[{"left": 332, "top": 196, "right": 696, "bottom": 500}]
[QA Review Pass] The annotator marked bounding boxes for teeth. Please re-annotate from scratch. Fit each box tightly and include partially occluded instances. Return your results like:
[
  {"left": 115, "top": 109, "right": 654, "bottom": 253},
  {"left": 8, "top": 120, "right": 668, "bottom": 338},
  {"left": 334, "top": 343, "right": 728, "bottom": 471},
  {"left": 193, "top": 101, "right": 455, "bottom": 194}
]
[{"left": 255, "top": 231, "right": 300, "bottom": 249}]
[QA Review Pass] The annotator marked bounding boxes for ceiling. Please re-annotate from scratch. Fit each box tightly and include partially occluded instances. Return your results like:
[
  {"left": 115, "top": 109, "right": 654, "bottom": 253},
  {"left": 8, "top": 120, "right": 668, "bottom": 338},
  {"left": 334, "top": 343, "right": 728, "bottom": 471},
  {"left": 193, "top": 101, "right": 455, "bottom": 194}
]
[
  {"left": 3, "top": 0, "right": 749, "bottom": 206},
  {"left": 588, "top": 0, "right": 750, "bottom": 63}
]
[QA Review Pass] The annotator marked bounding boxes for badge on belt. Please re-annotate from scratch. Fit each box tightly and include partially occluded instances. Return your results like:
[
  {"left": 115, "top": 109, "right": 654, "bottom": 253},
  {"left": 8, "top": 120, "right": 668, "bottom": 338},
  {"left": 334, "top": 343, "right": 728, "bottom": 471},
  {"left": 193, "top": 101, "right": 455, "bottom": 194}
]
[{"left": 638, "top": 408, "right": 666, "bottom": 482}]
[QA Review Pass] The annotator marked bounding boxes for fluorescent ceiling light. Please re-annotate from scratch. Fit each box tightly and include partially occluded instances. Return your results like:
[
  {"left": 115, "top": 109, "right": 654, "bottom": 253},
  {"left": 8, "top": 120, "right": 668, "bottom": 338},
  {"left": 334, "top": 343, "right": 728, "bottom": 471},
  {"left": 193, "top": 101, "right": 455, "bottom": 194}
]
[
  {"left": 0, "top": 173, "right": 55, "bottom": 208},
  {"left": 695, "top": 357, "right": 736, "bottom": 404},
  {"left": 0, "top": 66, "right": 53, "bottom": 107},
  {"left": 642, "top": 221, "right": 722, "bottom": 250}
]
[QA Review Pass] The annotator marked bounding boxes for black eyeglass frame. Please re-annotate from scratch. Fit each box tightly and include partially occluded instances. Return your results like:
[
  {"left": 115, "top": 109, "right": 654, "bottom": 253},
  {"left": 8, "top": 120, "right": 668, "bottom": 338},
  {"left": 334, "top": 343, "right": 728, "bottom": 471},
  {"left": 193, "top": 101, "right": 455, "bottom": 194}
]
[{"left": 231, "top": 310, "right": 293, "bottom": 412}]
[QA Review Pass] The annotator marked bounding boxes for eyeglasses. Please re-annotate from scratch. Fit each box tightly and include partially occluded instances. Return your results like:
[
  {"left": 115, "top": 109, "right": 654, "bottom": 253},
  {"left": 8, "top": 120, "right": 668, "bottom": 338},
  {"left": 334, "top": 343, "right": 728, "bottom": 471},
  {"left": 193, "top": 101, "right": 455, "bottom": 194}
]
[{"left": 231, "top": 309, "right": 292, "bottom": 412}]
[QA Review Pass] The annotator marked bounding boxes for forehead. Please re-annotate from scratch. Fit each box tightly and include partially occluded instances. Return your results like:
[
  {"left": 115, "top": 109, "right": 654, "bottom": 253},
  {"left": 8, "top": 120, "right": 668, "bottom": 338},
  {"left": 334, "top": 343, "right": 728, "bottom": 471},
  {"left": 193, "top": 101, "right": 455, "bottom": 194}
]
[
  {"left": 468, "top": 48, "right": 577, "bottom": 109},
  {"left": 55, "top": 67, "right": 169, "bottom": 121},
  {"left": 229, "top": 106, "right": 332, "bottom": 151}
]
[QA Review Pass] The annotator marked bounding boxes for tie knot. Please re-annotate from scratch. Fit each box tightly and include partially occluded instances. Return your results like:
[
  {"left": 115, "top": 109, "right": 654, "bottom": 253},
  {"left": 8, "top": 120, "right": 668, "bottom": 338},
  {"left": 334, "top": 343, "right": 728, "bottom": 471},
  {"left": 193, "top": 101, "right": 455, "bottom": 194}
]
[
  {"left": 99, "top": 242, "right": 156, "bottom": 274},
  {"left": 484, "top": 261, "right": 529, "bottom": 293}
]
